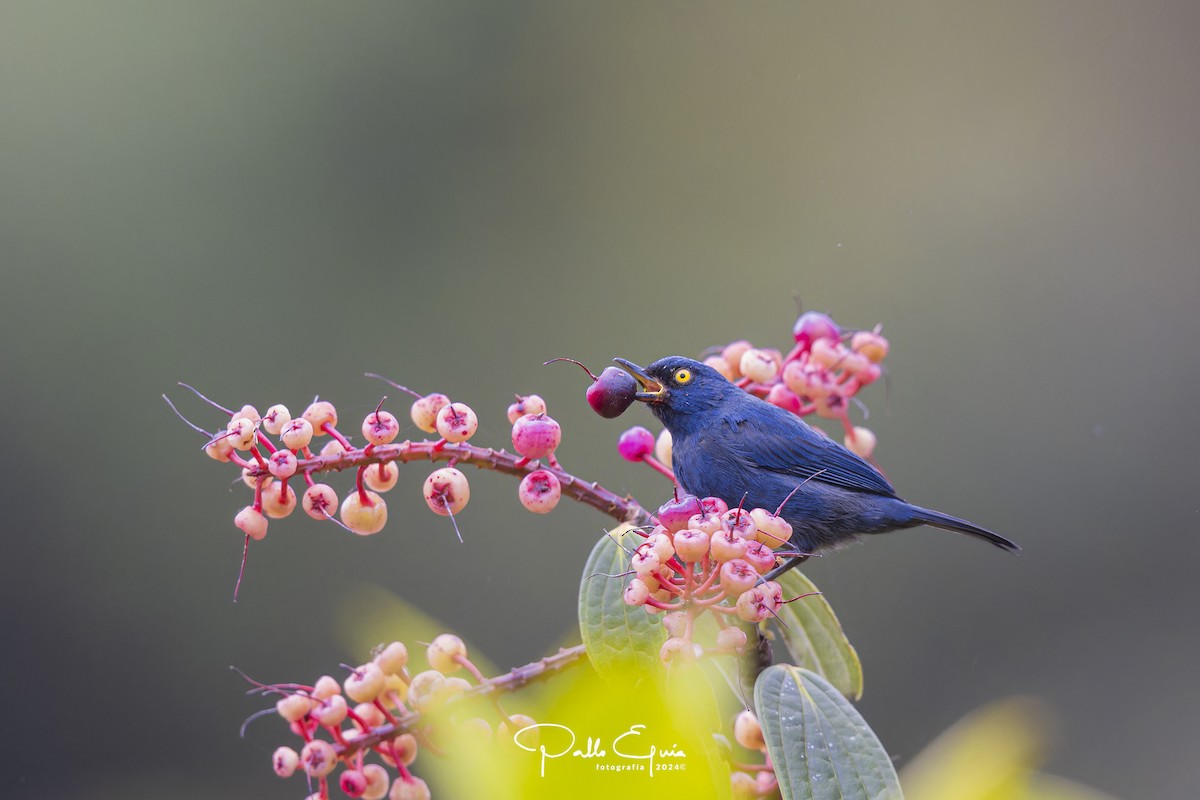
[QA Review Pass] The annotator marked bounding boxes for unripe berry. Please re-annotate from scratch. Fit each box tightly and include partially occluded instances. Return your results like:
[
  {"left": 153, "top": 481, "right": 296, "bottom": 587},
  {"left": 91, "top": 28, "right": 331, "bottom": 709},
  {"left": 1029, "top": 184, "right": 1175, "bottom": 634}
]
[
  {"left": 716, "top": 626, "right": 748, "bottom": 653},
  {"left": 459, "top": 716, "right": 494, "bottom": 748},
  {"left": 672, "top": 528, "right": 710, "bottom": 562},
  {"left": 851, "top": 329, "right": 889, "bottom": 363},
  {"left": 742, "top": 540, "right": 777, "bottom": 574},
  {"left": 703, "top": 355, "right": 736, "bottom": 380},
  {"left": 262, "top": 404, "right": 291, "bottom": 436},
  {"left": 389, "top": 776, "right": 431, "bottom": 800},
  {"left": 783, "top": 360, "right": 832, "bottom": 400},
  {"left": 734, "top": 710, "right": 766, "bottom": 751},
  {"left": 435, "top": 402, "right": 478, "bottom": 443},
  {"left": 262, "top": 483, "right": 298, "bottom": 519},
  {"left": 586, "top": 367, "right": 638, "bottom": 418},
  {"left": 766, "top": 383, "right": 802, "bottom": 414},
  {"left": 374, "top": 641, "right": 409, "bottom": 675},
  {"left": 793, "top": 310, "right": 841, "bottom": 348},
  {"left": 234, "top": 506, "right": 268, "bottom": 541},
  {"left": 439, "top": 676, "right": 471, "bottom": 704},
  {"left": 302, "top": 400, "right": 337, "bottom": 434},
  {"left": 647, "top": 531, "right": 675, "bottom": 562},
  {"left": 617, "top": 425, "right": 655, "bottom": 462},
  {"left": 276, "top": 692, "right": 313, "bottom": 723},
  {"left": 302, "top": 483, "right": 339, "bottom": 520},
  {"left": 280, "top": 417, "right": 314, "bottom": 450},
  {"left": 340, "top": 769, "right": 368, "bottom": 798},
  {"left": 267, "top": 449, "right": 297, "bottom": 479},
  {"left": 660, "top": 637, "right": 703, "bottom": 666},
  {"left": 721, "top": 340, "right": 753, "bottom": 377},
  {"left": 844, "top": 426, "right": 877, "bottom": 459},
  {"left": 300, "top": 739, "right": 337, "bottom": 778},
  {"left": 311, "top": 694, "right": 348, "bottom": 727},
  {"left": 226, "top": 417, "right": 257, "bottom": 451},
  {"left": 735, "top": 587, "right": 772, "bottom": 623},
  {"left": 498, "top": 713, "right": 538, "bottom": 743},
  {"left": 362, "top": 764, "right": 390, "bottom": 800},
  {"left": 362, "top": 409, "right": 401, "bottom": 445},
  {"left": 506, "top": 394, "right": 547, "bottom": 424},
  {"left": 518, "top": 469, "right": 560, "bottom": 513},
  {"left": 272, "top": 746, "right": 299, "bottom": 778},
  {"left": 511, "top": 413, "right": 561, "bottom": 459},
  {"left": 720, "top": 559, "right": 759, "bottom": 595},
  {"left": 630, "top": 546, "right": 662, "bottom": 576},
  {"left": 721, "top": 508, "right": 757, "bottom": 540},
  {"left": 739, "top": 348, "right": 779, "bottom": 384},
  {"left": 320, "top": 439, "right": 346, "bottom": 457},
  {"left": 205, "top": 436, "right": 234, "bottom": 462},
  {"left": 427, "top": 633, "right": 467, "bottom": 674},
  {"left": 242, "top": 465, "right": 273, "bottom": 489},
  {"left": 379, "top": 733, "right": 418, "bottom": 767},
  {"left": 411, "top": 392, "right": 450, "bottom": 433},
  {"left": 340, "top": 490, "right": 388, "bottom": 534},
  {"left": 407, "top": 669, "right": 447, "bottom": 713},
  {"left": 354, "top": 702, "right": 386, "bottom": 728},
  {"left": 655, "top": 428, "right": 673, "bottom": 465},
  {"left": 749, "top": 508, "right": 792, "bottom": 549},
  {"left": 363, "top": 462, "right": 399, "bottom": 492},
  {"left": 810, "top": 338, "right": 846, "bottom": 369},
  {"left": 662, "top": 611, "right": 689, "bottom": 638},
  {"left": 731, "top": 772, "right": 758, "bottom": 800},
  {"left": 423, "top": 467, "right": 469, "bottom": 515},
  {"left": 344, "top": 662, "right": 386, "bottom": 704},
  {"left": 700, "top": 496, "right": 730, "bottom": 515},
  {"left": 623, "top": 578, "right": 651, "bottom": 606},
  {"left": 232, "top": 404, "right": 261, "bottom": 424},
  {"left": 313, "top": 674, "right": 342, "bottom": 700},
  {"left": 656, "top": 493, "right": 703, "bottom": 533},
  {"left": 856, "top": 361, "right": 883, "bottom": 386},
  {"left": 688, "top": 512, "right": 723, "bottom": 536}
]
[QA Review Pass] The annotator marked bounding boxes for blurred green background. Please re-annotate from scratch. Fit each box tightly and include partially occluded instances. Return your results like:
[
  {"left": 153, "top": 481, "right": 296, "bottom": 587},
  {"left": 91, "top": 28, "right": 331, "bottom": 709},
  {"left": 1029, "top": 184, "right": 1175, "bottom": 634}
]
[{"left": 2, "top": 2, "right": 1197, "bottom": 797}]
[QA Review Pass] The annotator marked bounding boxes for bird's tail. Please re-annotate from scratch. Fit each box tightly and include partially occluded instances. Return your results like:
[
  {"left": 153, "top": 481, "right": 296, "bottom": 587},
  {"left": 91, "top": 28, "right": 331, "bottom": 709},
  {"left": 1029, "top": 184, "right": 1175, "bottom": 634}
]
[{"left": 906, "top": 506, "right": 1020, "bottom": 552}]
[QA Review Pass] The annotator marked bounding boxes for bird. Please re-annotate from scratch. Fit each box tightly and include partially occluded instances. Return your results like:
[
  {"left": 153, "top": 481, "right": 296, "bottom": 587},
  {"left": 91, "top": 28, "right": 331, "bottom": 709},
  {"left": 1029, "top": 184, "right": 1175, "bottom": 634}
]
[{"left": 614, "top": 356, "right": 1018, "bottom": 555}]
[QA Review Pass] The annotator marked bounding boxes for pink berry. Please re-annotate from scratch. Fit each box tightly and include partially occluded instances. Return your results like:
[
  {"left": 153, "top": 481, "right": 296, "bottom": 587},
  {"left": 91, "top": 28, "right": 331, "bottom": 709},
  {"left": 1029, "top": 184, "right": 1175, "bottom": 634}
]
[
  {"left": 511, "top": 413, "right": 561, "bottom": 459},
  {"left": 518, "top": 469, "right": 561, "bottom": 513},
  {"left": 235, "top": 506, "right": 268, "bottom": 540},
  {"left": 687, "top": 512, "right": 723, "bottom": 536},
  {"left": 340, "top": 770, "right": 368, "bottom": 798},
  {"left": 810, "top": 338, "right": 846, "bottom": 369},
  {"left": 267, "top": 449, "right": 297, "bottom": 479},
  {"left": 340, "top": 490, "right": 388, "bottom": 535},
  {"left": 363, "top": 462, "right": 399, "bottom": 492},
  {"left": 851, "top": 329, "right": 889, "bottom": 363},
  {"left": 700, "top": 496, "right": 729, "bottom": 516},
  {"left": 617, "top": 426, "right": 655, "bottom": 461},
  {"left": 716, "top": 626, "right": 748, "bottom": 653},
  {"left": 302, "top": 484, "right": 339, "bottom": 520},
  {"left": 280, "top": 417, "right": 314, "bottom": 450},
  {"left": 262, "top": 483, "right": 298, "bottom": 519},
  {"left": 389, "top": 776, "right": 431, "bottom": 800},
  {"left": 721, "top": 340, "right": 753, "bottom": 377},
  {"left": 507, "top": 394, "right": 548, "bottom": 424},
  {"left": 205, "top": 436, "right": 234, "bottom": 462},
  {"left": 427, "top": 633, "right": 467, "bottom": 674},
  {"left": 734, "top": 710, "right": 766, "bottom": 751},
  {"left": 436, "top": 402, "right": 478, "bottom": 443},
  {"left": 302, "top": 400, "right": 338, "bottom": 434},
  {"left": 623, "top": 578, "right": 651, "bottom": 606},
  {"left": 659, "top": 637, "right": 703, "bottom": 666},
  {"left": 410, "top": 393, "right": 450, "bottom": 434},
  {"left": 362, "top": 409, "right": 401, "bottom": 445},
  {"left": 739, "top": 348, "right": 779, "bottom": 384},
  {"left": 272, "top": 746, "right": 299, "bottom": 778},
  {"left": 703, "top": 356, "right": 736, "bottom": 380},
  {"left": 720, "top": 559, "right": 759, "bottom": 595},
  {"left": 742, "top": 540, "right": 777, "bottom": 574},
  {"left": 656, "top": 494, "right": 703, "bottom": 533},
  {"left": 262, "top": 404, "right": 291, "bottom": 436},
  {"left": 792, "top": 310, "right": 841, "bottom": 348},
  {"left": 312, "top": 693, "right": 348, "bottom": 726},
  {"left": 344, "top": 662, "right": 386, "bottom": 703},
  {"left": 226, "top": 417, "right": 257, "bottom": 451},
  {"left": 423, "top": 467, "right": 470, "bottom": 515},
  {"left": 844, "top": 426, "right": 877, "bottom": 459},
  {"left": 721, "top": 508, "right": 756, "bottom": 540},
  {"left": 655, "top": 429, "right": 672, "bottom": 465},
  {"left": 300, "top": 740, "right": 337, "bottom": 778},
  {"left": 766, "top": 383, "right": 801, "bottom": 414},
  {"left": 711, "top": 530, "right": 748, "bottom": 562},
  {"left": 276, "top": 691, "right": 313, "bottom": 723},
  {"left": 672, "top": 528, "right": 710, "bottom": 562},
  {"left": 362, "top": 765, "right": 390, "bottom": 800},
  {"left": 586, "top": 366, "right": 638, "bottom": 418}
]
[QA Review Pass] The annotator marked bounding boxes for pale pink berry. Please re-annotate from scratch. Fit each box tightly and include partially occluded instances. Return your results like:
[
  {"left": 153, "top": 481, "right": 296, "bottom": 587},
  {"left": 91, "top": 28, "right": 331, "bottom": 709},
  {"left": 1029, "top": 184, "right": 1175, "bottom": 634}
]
[
  {"left": 302, "top": 400, "right": 337, "bottom": 434},
  {"left": 272, "top": 746, "right": 299, "bottom": 778},
  {"left": 734, "top": 710, "right": 766, "bottom": 751},
  {"left": 313, "top": 674, "right": 342, "bottom": 700},
  {"left": 407, "top": 670, "right": 447, "bottom": 713},
  {"left": 423, "top": 467, "right": 469, "bottom": 515},
  {"left": 631, "top": 545, "right": 662, "bottom": 576},
  {"left": 647, "top": 531, "right": 675, "bottom": 562},
  {"left": 721, "top": 508, "right": 757, "bottom": 540},
  {"left": 232, "top": 404, "right": 261, "bottom": 425},
  {"left": 340, "top": 770, "right": 368, "bottom": 798},
  {"left": 436, "top": 402, "right": 478, "bottom": 443},
  {"left": 783, "top": 360, "right": 832, "bottom": 399},
  {"left": 844, "top": 426, "right": 877, "bottom": 459},
  {"left": 311, "top": 694, "right": 348, "bottom": 727},
  {"left": 267, "top": 449, "right": 297, "bottom": 479},
  {"left": 354, "top": 702, "right": 386, "bottom": 728},
  {"left": 379, "top": 733, "right": 419, "bottom": 767},
  {"left": 814, "top": 392, "right": 849, "bottom": 420},
  {"left": 427, "top": 633, "right": 467, "bottom": 674},
  {"left": 276, "top": 692, "right": 313, "bottom": 723},
  {"left": 363, "top": 462, "right": 399, "bottom": 492},
  {"left": 280, "top": 417, "right": 314, "bottom": 450},
  {"left": 688, "top": 512, "right": 723, "bottom": 536},
  {"left": 749, "top": 508, "right": 793, "bottom": 549},
  {"left": 659, "top": 637, "right": 703, "bottom": 666},
  {"left": 389, "top": 776, "right": 431, "bottom": 800},
  {"left": 716, "top": 626, "right": 748, "bottom": 653},
  {"left": 262, "top": 404, "right": 291, "bottom": 436},
  {"left": 362, "top": 764, "right": 390, "bottom": 800},
  {"left": 662, "top": 611, "right": 689, "bottom": 638},
  {"left": 506, "top": 394, "right": 547, "bottom": 424},
  {"left": 742, "top": 540, "right": 777, "bottom": 574},
  {"left": 226, "top": 417, "right": 257, "bottom": 451},
  {"left": 300, "top": 739, "right": 337, "bottom": 778},
  {"left": 735, "top": 587, "right": 773, "bottom": 623},
  {"left": 320, "top": 439, "right": 346, "bottom": 457},
  {"left": 302, "top": 484, "right": 339, "bottom": 520},
  {"left": 810, "top": 338, "right": 846, "bottom": 369},
  {"left": 766, "top": 383, "right": 802, "bottom": 414},
  {"left": 721, "top": 340, "right": 753, "bottom": 377},
  {"left": 655, "top": 429, "right": 673, "bottom": 465},
  {"left": 344, "top": 662, "right": 386, "bottom": 704},
  {"left": 672, "top": 528, "right": 710, "bottom": 562},
  {"left": 234, "top": 506, "right": 268, "bottom": 541},
  {"left": 262, "top": 483, "right": 297, "bottom": 519},
  {"left": 497, "top": 713, "right": 537, "bottom": 743},
  {"left": 793, "top": 310, "right": 841, "bottom": 348},
  {"left": 205, "top": 436, "right": 234, "bottom": 462},
  {"left": 623, "top": 578, "right": 651, "bottom": 606},
  {"left": 700, "top": 496, "right": 729, "bottom": 515},
  {"left": 363, "top": 410, "right": 401, "bottom": 445},
  {"left": 712, "top": 530, "right": 749, "bottom": 562},
  {"left": 617, "top": 426, "right": 655, "bottom": 462},
  {"left": 340, "top": 491, "right": 388, "bottom": 535},
  {"left": 518, "top": 469, "right": 560, "bottom": 513},
  {"left": 739, "top": 348, "right": 779, "bottom": 384},
  {"left": 851, "top": 329, "right": 889, "bottom": 363},
  {"left": 241, "top": 466, "right": 273, "bottom": 489},
  {"left": 410, "top": 392, "right": 450, "bottom": 434},
  {"left": 730, "top": 772, "right": 758, "bottom": 800},
  {"left": 703, "top": 355, "right": 736, "bottom": 380},
  {"left": 856, "top": 362, "right": 883, "bottom": 386},
  {"left": 375, "top": 641, "right": 409, "bottom": 675},
  {"left": 720, "top": 559, "right": 759, "bottom": 595},
  {"left": 511, "top": 413, "right": 561, "bottom": 459}
]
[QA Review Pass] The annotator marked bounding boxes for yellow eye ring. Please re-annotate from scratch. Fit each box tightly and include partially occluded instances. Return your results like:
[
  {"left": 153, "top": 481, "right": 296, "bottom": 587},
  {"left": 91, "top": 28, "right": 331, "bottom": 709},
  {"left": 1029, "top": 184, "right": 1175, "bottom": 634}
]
[{"left": 674, "top": 368, "right": 692, "bottom": 384}]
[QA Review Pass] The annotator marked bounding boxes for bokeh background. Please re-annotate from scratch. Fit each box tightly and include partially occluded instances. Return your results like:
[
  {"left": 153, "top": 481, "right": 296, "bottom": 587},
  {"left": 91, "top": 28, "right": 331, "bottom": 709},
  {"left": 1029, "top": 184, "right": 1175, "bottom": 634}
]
[{"left": 3, "top": 2, "right": 1197, "bottom": 798}]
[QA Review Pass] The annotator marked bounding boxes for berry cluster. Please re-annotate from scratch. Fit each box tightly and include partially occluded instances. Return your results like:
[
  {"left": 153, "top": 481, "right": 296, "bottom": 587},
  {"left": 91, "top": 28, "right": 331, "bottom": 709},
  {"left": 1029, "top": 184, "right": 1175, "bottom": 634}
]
[
  {"left": 249, "top": 635, "right": 561, "bottom": 800},
  {"left": 621, "top": 493, "right": 818, "bottom": 666},
  {"left": 728, "top": 710, "right": 777, "bottom": 799}
]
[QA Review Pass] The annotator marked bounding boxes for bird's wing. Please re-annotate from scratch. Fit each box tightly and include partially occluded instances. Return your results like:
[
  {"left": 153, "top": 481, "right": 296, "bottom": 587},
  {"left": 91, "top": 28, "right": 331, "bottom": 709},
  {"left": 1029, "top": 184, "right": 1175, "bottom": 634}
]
[{"left": 724, "top": 411, "right": 898, "bottom": 497}]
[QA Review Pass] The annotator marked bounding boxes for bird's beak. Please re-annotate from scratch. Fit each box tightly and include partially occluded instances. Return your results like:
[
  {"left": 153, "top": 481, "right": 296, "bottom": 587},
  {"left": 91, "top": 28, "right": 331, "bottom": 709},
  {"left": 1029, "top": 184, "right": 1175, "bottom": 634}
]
[{"left": 614, "top": 358, "right": 665, "bottom": 402}]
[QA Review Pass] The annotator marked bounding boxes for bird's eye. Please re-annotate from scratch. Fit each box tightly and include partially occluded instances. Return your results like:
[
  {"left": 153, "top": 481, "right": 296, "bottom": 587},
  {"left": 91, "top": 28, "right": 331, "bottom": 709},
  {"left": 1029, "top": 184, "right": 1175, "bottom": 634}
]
[{"left": 674, "top": 368, "right": 692, "bottom": 384}]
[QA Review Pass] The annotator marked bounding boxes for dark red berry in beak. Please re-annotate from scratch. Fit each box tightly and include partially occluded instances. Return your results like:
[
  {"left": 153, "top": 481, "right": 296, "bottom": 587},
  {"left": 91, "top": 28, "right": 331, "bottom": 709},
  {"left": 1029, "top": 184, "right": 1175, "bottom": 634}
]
[{"left": 586, "top": 366, "right": 638, "bottom": 418}]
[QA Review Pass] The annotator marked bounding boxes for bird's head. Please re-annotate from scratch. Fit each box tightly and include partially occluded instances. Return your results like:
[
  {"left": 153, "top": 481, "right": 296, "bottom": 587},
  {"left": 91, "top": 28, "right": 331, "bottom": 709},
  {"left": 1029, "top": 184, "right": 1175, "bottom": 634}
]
[{"left": 613, "top": 356, "right": 741, "bottom": 433}]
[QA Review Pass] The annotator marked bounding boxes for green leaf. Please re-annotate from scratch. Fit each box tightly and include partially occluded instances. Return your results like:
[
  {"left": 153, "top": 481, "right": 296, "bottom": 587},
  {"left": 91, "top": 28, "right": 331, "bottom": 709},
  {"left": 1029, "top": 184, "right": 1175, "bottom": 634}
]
[
  {"left": 578, "top": 524, "right": 667, "bottom": 681},
  {"left": 770, "top": 570, "right": 864, "bottom": 700},
  {"left": 755, "top": 665, "right": 903, "bottom": 800}
]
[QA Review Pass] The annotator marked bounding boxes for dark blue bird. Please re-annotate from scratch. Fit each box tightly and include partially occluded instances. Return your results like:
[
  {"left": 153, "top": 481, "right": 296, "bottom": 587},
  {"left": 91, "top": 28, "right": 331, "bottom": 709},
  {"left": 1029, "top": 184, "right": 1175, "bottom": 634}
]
[{"left": 615, "top": 356, "right": 1018, "bottom": 555}]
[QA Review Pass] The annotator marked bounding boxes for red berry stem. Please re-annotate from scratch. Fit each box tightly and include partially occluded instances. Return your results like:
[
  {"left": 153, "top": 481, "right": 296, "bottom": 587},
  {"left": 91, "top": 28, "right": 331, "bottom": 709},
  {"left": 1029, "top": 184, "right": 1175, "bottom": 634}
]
[{"left": 641, "top": 455, "right": 677, "bottom": 484}]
